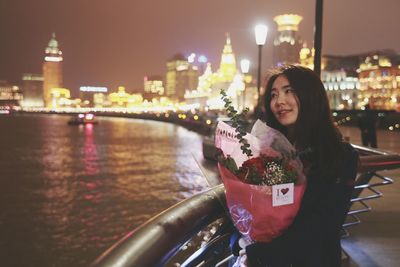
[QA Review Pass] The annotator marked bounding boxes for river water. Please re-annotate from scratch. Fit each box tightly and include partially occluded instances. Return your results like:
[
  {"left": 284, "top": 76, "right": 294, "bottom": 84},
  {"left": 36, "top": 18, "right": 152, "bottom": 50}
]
[{"left": 0, "top": 114, "right": 214, "bottom": 267}]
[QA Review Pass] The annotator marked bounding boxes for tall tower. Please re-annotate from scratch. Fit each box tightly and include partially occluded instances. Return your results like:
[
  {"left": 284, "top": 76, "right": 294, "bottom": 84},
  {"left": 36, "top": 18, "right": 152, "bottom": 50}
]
[
  {"left": 215, "top": 33, "right": 237, "bottom": 82},
  {"left": 43, "top": 33, "right": 63, "bottom": 108},
  {"left": 273, "top": 14, "right": 303, "bottom": 67}
]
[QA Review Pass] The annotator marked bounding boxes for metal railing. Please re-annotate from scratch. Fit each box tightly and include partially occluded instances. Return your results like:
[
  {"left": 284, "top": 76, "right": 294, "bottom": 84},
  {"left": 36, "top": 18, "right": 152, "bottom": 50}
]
[{"left": 91, "top": 145, "right": 400, "bottom": 267}]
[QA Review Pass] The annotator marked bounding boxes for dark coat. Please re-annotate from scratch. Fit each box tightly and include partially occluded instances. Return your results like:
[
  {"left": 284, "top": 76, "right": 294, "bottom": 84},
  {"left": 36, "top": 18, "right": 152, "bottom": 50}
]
[{"left": 244, "top": 143, "right": 359, "bottom": 267}]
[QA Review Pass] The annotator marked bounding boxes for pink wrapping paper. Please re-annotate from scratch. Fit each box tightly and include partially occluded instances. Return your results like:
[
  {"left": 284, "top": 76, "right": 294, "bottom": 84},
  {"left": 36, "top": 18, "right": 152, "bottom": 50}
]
[{"left": 216, "top": 120, "right": 307, "bottom": 242}]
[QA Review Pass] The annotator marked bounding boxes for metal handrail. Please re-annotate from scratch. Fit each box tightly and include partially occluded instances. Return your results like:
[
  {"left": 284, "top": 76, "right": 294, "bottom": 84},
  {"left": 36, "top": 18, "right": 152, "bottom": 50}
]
[
  {"left": 90, "top": 185, "right": 228, "bottom": 267},
  {"left": 91, "top": 146, "right": 400, "bottom": 267}
]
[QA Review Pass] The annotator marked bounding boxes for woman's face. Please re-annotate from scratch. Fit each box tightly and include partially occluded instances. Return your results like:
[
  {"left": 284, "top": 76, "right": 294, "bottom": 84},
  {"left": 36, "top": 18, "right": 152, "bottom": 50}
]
[{"left": 270, "top": 75, "right": 300, "bottom": 128}]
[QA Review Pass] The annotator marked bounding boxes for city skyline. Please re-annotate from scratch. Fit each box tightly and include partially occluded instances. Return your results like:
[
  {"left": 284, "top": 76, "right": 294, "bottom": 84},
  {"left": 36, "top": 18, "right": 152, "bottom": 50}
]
[{"left": 1, "top": 0, "right": 400, "bottom": 95}]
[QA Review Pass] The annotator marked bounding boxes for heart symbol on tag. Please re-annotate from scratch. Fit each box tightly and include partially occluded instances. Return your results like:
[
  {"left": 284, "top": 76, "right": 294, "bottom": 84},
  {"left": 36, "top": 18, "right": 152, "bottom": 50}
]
[{"left": 281, "top": 188, "right": 289, "bottom": 195}]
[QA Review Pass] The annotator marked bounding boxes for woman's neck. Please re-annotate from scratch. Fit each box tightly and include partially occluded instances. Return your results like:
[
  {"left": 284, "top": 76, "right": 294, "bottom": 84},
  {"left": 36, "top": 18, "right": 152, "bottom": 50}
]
[{"left": 286, "top": 126, "right": 295, "bottom": 144}]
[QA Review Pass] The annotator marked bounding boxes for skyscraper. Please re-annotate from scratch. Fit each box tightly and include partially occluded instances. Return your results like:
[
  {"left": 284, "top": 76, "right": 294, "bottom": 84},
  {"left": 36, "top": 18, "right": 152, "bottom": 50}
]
[
  {"left": 43, "top": 33, "right": 63, "bottom": 108},
  {"left": 165, "top": 54, "right": 199, "bottom": 101},
  {"left": 273, "top": 14, "right": 303, "bottom": 67}
]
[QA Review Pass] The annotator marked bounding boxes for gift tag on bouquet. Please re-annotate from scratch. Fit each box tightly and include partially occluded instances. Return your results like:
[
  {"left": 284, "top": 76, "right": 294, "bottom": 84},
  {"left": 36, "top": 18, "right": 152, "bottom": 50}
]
[{"left": 272, "top": 183, "right": 294, "bottom": 207}]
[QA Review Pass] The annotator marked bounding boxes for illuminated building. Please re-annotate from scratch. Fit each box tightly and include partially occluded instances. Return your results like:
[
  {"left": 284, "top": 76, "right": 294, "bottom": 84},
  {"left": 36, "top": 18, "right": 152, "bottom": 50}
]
[
  {"left": 93, "top": 93, "right": 108, "bottom": 107},
  {"left": 184, "top": 63, "right": 214, "bottom": 109},
  {"left": 300, "top": 44, "right": 359, "bottom": 110},
  {"left": 273, "top": 14, "right": 303, "bottom": 67},
  {"left": 108, "top": 86, "right": 143, "bottom": 107},
  {"left": 214, "top": 34, "right": 237, "bottom": 83},
  {"left": 357, "top": 55, "right": 400, "bottom": 110},
  {"left": 184, "top": 34, "right": 258, "bottom": 111},
  {"left": 299, "top": 43, "right": 316, "bottom": 70},
  {"left": 43, "top": 33, "right": 63, "bottom": 108},
  {"left": 50, "top": 88, "right": 71, "bottom": 108},
  {"left": 21, "top": 74, "right": 44, "bottom": 107},
  {"left": 144, "top": 75, "right": 164, "bottom": 95},
  {"left": 0, "top": 81, "right": 22, "bottom": 107},
  {"left": 322, "top": 70, "right": 360, "bottom": 110},
  {"left": 299, "top": 47, "right": 400, "bottom": 110},
  {"left": 79, "top": 86, "right": 108, "bottom": 107},
  {"left": 165, "top": 54, "right": 199, "bottom": 101}
]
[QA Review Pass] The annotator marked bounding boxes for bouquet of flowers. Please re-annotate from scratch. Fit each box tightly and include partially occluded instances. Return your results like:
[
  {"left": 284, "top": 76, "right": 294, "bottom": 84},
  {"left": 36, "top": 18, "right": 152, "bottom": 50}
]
[{"left": 215, "top": 90, "right": 306, "bottom": 243}]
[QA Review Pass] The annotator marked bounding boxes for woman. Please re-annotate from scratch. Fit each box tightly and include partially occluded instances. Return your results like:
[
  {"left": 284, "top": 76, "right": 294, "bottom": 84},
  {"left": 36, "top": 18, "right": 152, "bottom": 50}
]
[{"left": 237, "top": 65, "right": 359, "bottom": 266}]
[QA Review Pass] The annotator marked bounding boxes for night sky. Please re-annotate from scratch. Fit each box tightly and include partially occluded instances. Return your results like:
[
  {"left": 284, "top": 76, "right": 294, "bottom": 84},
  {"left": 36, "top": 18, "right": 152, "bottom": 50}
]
[{"left": 1, "top": 0, "right": 399, "bottom": 96}]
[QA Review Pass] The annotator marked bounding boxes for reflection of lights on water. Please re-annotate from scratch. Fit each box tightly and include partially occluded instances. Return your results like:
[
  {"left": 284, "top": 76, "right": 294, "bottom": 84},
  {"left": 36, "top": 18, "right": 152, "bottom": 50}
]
[
  {"left": 85, "top": 123, "right": 93, "bottom": 133},
  {"left": 84, "top": 123, "right": 99, "bottom": 176}
]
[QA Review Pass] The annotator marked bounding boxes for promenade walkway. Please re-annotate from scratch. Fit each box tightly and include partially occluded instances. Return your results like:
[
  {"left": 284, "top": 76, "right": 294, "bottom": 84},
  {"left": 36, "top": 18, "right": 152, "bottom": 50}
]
[{"left": 339, "top": 126, "right": 400, "bottom": 267}]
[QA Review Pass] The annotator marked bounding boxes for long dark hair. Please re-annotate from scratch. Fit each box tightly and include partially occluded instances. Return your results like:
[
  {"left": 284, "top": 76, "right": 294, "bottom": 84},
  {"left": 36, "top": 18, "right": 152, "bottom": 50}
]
[{"left": 263, "top": 65, "right": 344, "bottom": 179}]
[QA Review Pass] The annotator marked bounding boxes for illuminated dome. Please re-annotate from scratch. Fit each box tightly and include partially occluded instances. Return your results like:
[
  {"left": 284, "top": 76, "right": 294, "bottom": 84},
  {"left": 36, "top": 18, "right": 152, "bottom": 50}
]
[
  {"left": 44, "top": 32, "right": 63, "bottom": 62},
  {"left": 273, "top": 14, "right": 303, "bottom": 32},
  {"left": 48, "top": 32, "right": 59, "bottom": 49},
  {"left": 45, "top": 32, "right": 63, "bottom": 58}
]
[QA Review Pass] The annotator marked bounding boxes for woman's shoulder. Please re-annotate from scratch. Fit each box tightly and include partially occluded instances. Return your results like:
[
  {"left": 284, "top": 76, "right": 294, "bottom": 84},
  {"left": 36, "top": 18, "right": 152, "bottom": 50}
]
[
  {"left": 338, "top": 142, "right": 359, "bottom": 183},
  {"left": 341, "top": 142, "right": 359, "bottom": 161}
]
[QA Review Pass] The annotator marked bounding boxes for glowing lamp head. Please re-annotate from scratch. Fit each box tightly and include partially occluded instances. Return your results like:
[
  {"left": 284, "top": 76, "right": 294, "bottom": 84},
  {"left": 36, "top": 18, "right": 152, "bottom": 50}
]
[
  {"left": 240, "top": 59, "right": 250, "bottom": 74},
  {"left": 254, "top": 24, "right": 268, "bottom": 45}
]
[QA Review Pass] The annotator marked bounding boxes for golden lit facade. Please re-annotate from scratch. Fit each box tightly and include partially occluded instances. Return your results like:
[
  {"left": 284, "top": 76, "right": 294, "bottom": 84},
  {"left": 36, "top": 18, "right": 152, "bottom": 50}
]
[
  {"left": 165, "top": 54, "right": 198, "bottom": 101},
  {"left": 214, "top": 34, "right": 237, "bottom": 83},
  {"left": 50, "top": 88, "right": 70, "bottom": 108},
  {"left": 357, "top": 55, "right": 400, "bottom": 110},
  {"left": 93, "top": 93, "right": 107, "bottom": 107},
  {"left": 144, "top": 75, "right": 164, "bottom": 95},
  {"left": 79, "top": 86, "right": 108, "bottom": 107},
  {"left": 0, "top": 82, "right": 23, "bottom": 106},
  {"left": 108, "top": 86, "right": 143, "bottom": 107},
  {"left": 184, "top": 34, "right": 258, "bottom": 111},
  {"left": 21, "top": 74, "right": 44, "bottom": 107},
  {"left": 43, "top": 33, "right": 63, "bottom": 108},
  {"left": 299, "top": 44, "right": 316, "bottom": 70},
  {"left": 273, "top": 14, "right": 303, "bottom": 67}
]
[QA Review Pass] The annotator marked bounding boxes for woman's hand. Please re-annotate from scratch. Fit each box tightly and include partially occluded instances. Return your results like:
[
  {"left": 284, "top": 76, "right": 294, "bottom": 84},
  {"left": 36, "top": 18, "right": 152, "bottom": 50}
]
[
  {"left": 235, "top": 238, "right": 252, "bottom": 267},
  {"left": 238, "top": 237, "right": 252, "bottom": 249}
]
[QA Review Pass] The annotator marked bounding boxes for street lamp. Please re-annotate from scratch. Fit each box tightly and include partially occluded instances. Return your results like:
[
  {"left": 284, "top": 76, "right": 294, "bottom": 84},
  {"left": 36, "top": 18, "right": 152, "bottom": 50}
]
[
  {"left": 240, "top": 59, "right": 250, "bottom": 111},
  {"left": 240, "top": 59, "right": 250, "bottom": 74},
  {"left": 254, "top": 24, "right": 268, "bottom": 104}
]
